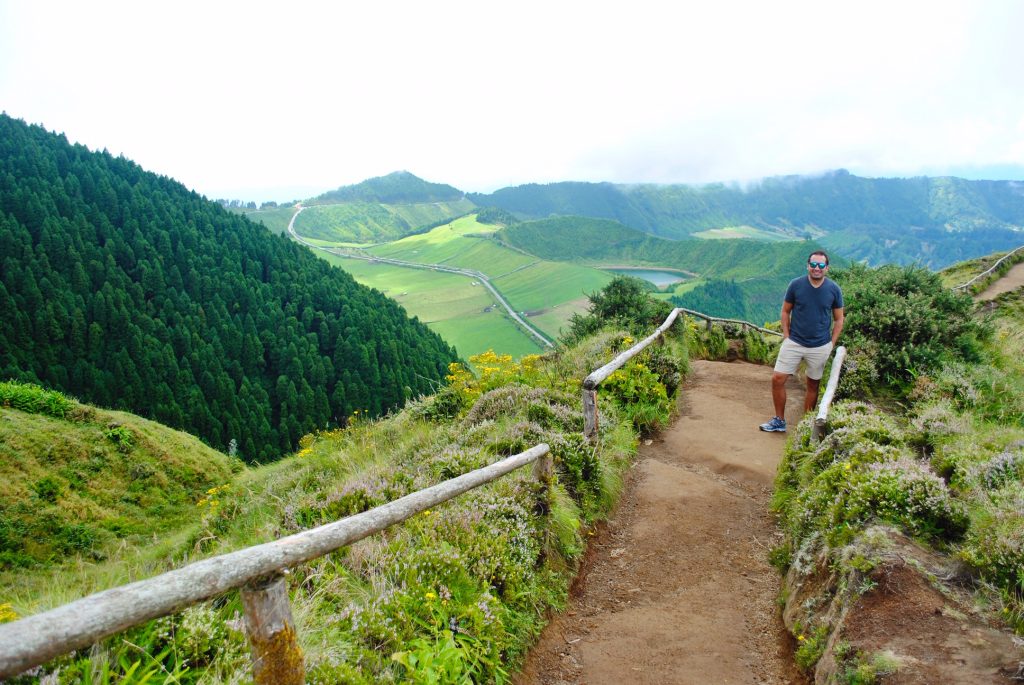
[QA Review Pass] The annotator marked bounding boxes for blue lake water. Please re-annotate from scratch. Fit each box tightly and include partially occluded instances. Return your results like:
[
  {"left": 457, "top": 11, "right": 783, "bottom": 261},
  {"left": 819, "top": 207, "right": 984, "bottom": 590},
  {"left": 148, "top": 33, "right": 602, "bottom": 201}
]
[{"left": 607, "top": 268, "right": 688, "bottom": 288}]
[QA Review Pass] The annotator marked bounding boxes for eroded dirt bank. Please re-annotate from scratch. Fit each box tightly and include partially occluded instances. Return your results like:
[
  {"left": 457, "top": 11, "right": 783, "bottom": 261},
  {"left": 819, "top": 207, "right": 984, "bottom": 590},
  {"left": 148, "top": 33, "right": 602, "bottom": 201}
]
[{"left": 517, "top": 359, "right": 807, "bottom": 685}]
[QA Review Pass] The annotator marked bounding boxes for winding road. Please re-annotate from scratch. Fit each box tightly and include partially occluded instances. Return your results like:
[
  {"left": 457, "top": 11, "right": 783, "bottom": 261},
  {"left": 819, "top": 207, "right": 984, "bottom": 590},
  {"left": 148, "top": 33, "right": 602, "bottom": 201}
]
[{"left": 287, "top": 207, "right": 553, "bottom": 348}]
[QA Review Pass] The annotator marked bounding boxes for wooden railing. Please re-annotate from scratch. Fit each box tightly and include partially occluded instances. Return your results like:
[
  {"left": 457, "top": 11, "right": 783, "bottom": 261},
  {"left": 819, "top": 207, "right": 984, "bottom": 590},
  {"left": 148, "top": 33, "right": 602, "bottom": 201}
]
[
  {"left": 952, "top": 244, "right": 1024, "bottom": 292},
  {"left": 582, "top": 307, "right": 781, "bottom": 440},
  {"left": 675, "top": 307, "right": 784, "bottom": 338},
  {"left": 0, "top": 444, "right": 553, "bottom": 682},
  {"left": 580, "top": 306, "right": 845, "bottom": 445},
  {"left": 811, "top": 345, "right": 847, "bottom": 442}
]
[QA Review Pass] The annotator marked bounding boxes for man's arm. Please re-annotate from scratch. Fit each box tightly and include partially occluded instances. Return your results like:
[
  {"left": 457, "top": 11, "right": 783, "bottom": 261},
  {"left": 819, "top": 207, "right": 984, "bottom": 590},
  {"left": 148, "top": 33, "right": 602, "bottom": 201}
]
[
  {"left": 831, "top": 307, "right": 845, "bottom": 346},
  {"left": 781, "top": 301, "right": 794, "bottom": 339}
]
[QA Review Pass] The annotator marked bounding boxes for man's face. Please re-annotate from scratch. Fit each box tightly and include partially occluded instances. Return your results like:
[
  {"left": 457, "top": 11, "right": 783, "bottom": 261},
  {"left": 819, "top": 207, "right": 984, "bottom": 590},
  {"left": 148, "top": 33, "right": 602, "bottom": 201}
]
[{"left": 807, "top": 255, "right": 828, "bottom": 280}]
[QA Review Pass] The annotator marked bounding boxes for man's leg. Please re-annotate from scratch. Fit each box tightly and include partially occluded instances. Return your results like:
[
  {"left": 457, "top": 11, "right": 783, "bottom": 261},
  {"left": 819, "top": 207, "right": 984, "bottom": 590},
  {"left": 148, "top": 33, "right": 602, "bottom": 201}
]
[
  {"left": 805, "top": 376, "right": 821, "bottom": 413},
  {"left": 772, "top": 371, "right": 790, "bottom": 420}
]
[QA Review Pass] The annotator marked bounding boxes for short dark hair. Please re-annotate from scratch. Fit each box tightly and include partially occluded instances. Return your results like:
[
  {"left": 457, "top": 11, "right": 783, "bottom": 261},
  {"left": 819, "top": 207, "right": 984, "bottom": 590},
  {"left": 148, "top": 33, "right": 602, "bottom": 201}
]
[{"left": 808, "top": 251, "right": 829, "bottom": 265}]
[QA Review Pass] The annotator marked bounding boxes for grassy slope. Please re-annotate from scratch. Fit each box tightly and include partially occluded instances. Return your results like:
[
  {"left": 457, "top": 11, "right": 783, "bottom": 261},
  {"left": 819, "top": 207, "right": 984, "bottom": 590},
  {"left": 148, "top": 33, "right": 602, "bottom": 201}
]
[
  {"left": 294, "top": 200, "right": 476, "bottom": 244},
  {"left": 237, "top": 205, "right": 296, "bottom": 235},
  {"left": 0, "top": 400, "right": 240, "bottom": 605}
]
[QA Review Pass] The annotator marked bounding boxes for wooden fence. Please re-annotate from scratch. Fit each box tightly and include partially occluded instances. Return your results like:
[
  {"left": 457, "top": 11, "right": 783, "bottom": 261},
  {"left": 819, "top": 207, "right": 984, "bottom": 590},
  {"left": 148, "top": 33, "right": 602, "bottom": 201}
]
[
  {"left": 0, "top": 305, "right": 837, "bottom": 681},
  {"left": 582, "top": 307, "right": 783, "bottom": 440},
  {"left": 951, "top": 244, "right": 1024, "bottom": 292},
  {"left": 0, "top": 444, "right": 553, "bottom": 682},
  {"left": 811, "top": 345, "right": 847, "bottom": 442}
]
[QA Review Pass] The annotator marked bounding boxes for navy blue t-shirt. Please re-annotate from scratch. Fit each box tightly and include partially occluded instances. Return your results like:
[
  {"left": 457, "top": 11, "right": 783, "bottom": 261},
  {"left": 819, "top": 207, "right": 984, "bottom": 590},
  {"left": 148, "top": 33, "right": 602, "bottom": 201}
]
[{"left": 784, "top": 276, "right": 844, "bottom": 347}]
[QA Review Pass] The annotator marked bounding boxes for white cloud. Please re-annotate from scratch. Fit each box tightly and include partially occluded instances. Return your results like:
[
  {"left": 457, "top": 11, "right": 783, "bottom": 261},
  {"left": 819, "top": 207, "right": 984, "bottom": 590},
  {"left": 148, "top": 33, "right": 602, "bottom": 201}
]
[{"left": 2, "top": 0, "right": 1022, "bottom": 200}]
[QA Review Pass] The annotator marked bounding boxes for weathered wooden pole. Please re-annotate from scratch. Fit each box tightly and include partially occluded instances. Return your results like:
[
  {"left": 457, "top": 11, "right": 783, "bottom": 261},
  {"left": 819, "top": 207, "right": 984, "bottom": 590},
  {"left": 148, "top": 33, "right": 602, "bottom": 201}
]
[
  {"left": 241, "top": 573, "right": 304, "bottom": 685},
  {"left": 582, "top": 387, "right": 598, "bottom": 441},
  {"left": 812, "top": 346, "right": 847, "bottom": 443}
]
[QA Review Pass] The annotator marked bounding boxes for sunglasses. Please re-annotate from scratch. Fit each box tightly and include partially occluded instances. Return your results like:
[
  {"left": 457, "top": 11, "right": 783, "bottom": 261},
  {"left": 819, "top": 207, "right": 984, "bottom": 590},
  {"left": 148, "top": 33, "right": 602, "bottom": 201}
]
[{"left": 808, "top": 261, "right": 828, "bottom": 269}]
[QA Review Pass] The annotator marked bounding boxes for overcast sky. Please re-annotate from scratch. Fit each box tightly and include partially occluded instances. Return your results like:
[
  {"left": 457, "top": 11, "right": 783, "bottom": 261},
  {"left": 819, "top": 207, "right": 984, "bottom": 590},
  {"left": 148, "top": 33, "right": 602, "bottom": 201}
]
[{"left": 3, "top": 0, "right": 1023, "bottom": 202}]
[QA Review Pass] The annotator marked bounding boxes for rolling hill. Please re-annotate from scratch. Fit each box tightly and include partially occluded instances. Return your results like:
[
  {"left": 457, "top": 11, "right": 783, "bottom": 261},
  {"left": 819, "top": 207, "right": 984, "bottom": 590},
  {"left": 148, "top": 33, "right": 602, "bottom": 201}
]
[
  {"left": 498, "top": 215, "right": 826, "bottom": 323},
  {"left": 469, "top": 171, "right": 1024, "bottom": 268}
]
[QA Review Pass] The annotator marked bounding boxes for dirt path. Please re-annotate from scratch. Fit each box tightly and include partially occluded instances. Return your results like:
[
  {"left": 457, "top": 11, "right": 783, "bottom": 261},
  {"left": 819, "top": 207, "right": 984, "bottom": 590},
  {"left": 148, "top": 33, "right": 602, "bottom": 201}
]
[
  {"left": 976, "top": 261, "right": 1024, "bottom": 301},
  {"left": 517, "top": 360, "right": 809, "bottom": 685}
]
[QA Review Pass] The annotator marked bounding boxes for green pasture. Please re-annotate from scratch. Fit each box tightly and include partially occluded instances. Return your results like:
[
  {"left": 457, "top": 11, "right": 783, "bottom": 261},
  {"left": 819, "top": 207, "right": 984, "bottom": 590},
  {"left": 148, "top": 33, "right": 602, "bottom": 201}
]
[
  {"left": 241, "top": 206, "right": 297, "bottom": 235},
  {"left": 367, "top": 216, "right": 535, "bottom": 278},
  {"left": 662, "top": 277, "right": 707, "bottom": 298},
  {"left": 320, "top": 253, "right": 543, "bottom": 359},
  {"left": 295, "top": 202, "right": 404, "bottom": 242},
  {"left": 495, "top": 260, "right": 613, "bottom": 309},
  {"left": 360, "top": 216, "right": 616, "bottom": 340},
  {"left": 691, "top": 225, "right": 795, "bottom": 241},
  {"left": 523, "top": 296, "right": 594, "bottom": 340},
  {"left": 295, "top": 200, "right": 477, "bottom": 244},
  {"left": 388, "top": 199, "right": 476, "bottom": 228}
]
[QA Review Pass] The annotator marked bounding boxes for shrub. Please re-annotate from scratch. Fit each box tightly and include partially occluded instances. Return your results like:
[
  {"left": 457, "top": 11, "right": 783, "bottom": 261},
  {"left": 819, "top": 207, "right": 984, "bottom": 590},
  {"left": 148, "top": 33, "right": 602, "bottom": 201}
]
[
  {"left": 959, "top": 486, "right": 1024, "bottom": 594},
  {"left": 832, "top": 263, "right": 987, "bottom": 400},
  {"left": 0, "top": 380, "right": 75, "bottom": 419},
  {"left": 793, "top": 456, "right": 966, "bottom": 545},
  {"left": 562, "top": 276, "right": 674, "bottom": 345},
  {"left": 602, "top": 362, "right": 673, "bottom": 432}
]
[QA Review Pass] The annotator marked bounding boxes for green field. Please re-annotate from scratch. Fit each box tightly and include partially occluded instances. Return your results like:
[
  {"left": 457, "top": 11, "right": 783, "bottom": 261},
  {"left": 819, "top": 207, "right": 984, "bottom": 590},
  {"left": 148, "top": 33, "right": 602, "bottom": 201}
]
[
  {"left": 495, "top": 261, "right": 612, "bottom": 313},
  {"left": 691, "top": 225, "right": 795, "bottom": 241},
  {"left": 368, "top": 216, "right": 537, "bottom": 277},
  {"left": 296, "top": 200, "right": 476, "bottom": 243},
  {"left": 300, "top": 214, "right": 620, "bottom": 353},
  {"left": 367, "top": 216, "right": 614, "bottom": 337},
  {"left": 238, "top": 205, "right": 297, "bottom": 235},
  {"left": 320, "top": 253, "right": 544, "bottom": 359}
]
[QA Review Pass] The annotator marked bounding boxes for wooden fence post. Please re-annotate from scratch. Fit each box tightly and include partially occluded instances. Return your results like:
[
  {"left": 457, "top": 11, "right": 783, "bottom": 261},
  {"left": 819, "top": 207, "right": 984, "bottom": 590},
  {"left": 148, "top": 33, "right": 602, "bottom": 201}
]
[
  {"left": 241, "top": 573, "right": 304, "bottom": 685},
  {"left": 582, "top": 388, "right": 598, "bottom": 441},
  {"left": 811, "top": 418, "right": 826, "bottom": 443},
  {"left": 533, "top": 449, "right": 553, "bottom": 515}
]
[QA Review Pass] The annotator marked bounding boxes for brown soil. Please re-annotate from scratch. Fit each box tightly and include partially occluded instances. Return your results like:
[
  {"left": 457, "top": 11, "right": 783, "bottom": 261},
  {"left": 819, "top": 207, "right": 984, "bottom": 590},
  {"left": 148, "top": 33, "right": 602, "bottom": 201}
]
[
  {"left": 516, "top": 360, "right": 809, "bottom": 685},
  {"left": 976, "top": 261, "right": 1024, "bottom": 301}
]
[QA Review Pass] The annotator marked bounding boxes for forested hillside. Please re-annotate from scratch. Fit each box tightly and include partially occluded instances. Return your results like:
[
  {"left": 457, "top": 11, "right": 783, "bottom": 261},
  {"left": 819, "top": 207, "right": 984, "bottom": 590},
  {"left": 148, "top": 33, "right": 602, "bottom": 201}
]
[
  {"left": 0, "top": 115, "right": 457, "bottom": 463},
  {"left": 473, "top": 171, "right": 1024, "bottom": 268},
  {"left": 499, "top": 216, "right": 822, "bottom": 322}
]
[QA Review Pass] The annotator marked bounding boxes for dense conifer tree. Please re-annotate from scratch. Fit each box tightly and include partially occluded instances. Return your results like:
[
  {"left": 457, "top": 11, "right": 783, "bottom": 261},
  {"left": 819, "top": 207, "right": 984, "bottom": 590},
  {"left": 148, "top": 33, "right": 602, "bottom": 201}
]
[{"left": 0, "top": 115, "right": 457, "bottom": 462}]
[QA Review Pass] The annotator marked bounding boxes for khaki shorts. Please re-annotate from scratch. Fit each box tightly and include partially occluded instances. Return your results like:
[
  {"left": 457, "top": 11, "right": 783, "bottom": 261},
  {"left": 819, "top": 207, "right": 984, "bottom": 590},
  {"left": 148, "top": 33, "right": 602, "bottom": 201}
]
[{"left": 774, "top": 338, "right": 833, "bottom": 380}]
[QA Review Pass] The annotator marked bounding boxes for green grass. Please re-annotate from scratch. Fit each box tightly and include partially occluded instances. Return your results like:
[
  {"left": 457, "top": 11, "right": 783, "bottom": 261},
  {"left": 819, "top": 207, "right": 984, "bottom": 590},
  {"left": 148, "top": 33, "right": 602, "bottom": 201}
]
[
  {"left": 239, "top": 205, "right": 297, "bottom": 235},
  {"left": 360, "top": 216, "right": 615, "bottom": 341},
  {"left": 0, "top": 392, "right": 240, "bottom": 594},
  {"left": 294, "top": 200, "right": 476, "bottom": 244},
  {"left": 495, "top": 262, "right": 613, "bottom": 315},
  {"left": 321, "top": 253, "right": 544, "bottom": 359},
  {"left": 691, "top": 225, "right": 797, "bottom": 241},
  {"left": 525, "top": 297, "right": 594, "bottom": 341}
]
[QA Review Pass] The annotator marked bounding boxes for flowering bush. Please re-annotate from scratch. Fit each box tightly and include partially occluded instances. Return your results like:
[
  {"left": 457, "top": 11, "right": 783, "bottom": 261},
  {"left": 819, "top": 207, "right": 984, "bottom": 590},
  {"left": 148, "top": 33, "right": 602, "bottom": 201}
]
[{"left": 792, "top": 453, "right": 965, "bottom": 545}]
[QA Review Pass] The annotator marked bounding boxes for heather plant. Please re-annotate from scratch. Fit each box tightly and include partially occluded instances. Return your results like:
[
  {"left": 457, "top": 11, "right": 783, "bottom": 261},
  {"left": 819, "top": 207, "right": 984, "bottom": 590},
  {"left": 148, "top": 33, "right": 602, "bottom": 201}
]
[{"left": 831, "top": 263, "right": 987, "bottom": 401}]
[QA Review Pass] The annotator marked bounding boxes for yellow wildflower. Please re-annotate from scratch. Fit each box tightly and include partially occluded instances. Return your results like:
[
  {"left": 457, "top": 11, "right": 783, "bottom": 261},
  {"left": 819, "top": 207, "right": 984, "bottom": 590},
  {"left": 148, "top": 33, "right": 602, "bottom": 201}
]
[
  {"left": 425, "top": 592, "right": 437, "bottom": 601},
  {"left": 0, "top": 602, "right": 19, "bottom": 623}
]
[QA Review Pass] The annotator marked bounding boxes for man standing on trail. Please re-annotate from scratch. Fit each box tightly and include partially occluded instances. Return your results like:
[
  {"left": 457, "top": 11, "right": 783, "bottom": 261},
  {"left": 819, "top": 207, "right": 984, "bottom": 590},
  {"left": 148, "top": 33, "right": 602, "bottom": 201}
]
[{"left": 759, "top": 251, "right": 844, "bottom": 433}]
